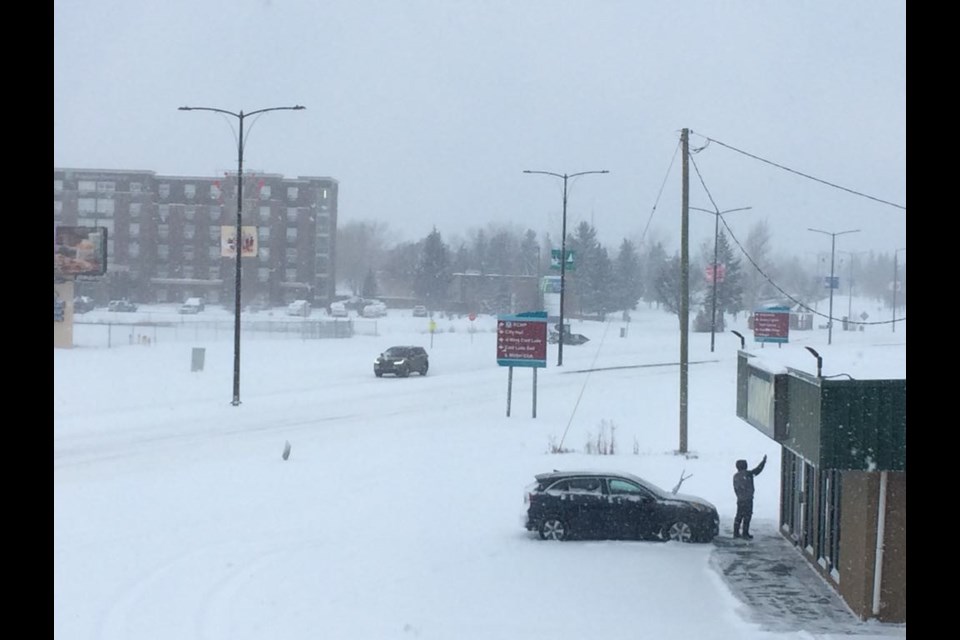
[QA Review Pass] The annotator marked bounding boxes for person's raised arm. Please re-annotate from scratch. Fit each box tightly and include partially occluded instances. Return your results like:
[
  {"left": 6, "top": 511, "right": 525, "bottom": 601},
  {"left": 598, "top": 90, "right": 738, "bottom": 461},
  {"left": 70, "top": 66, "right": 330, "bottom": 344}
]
[{"left": 753, "top": 454, "right": 767, "bottom": 476}]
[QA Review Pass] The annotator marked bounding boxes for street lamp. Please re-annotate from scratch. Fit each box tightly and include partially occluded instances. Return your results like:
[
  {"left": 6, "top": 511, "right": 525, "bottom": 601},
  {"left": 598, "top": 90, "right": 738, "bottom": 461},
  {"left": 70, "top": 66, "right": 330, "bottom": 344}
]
[
  {"left": 838, "top": 250, "right": 869, "bottom": 331},
  {"left": 179, "top": 104, "right": 305, "bottom": 405},
  {"left": 808, "top": 227, "right": 860, "bottom": 345},
  {"left": 893, "top": 247, "right": 906, "bottom": 333},
  {"left": 690, "top": 206, "right": 751, "bottom": 352},
  {"left": 523, "top": 169, "right": 609, "bottom": 366}
]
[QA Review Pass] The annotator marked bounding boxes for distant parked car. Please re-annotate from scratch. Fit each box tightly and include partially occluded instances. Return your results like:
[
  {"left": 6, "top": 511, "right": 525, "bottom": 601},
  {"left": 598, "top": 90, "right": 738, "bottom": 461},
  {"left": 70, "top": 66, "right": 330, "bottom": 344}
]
[
  {"left": 178, "top": 297, "right": 204, "bottom": 314},
  {"left": 73, "top": 296, "right": 95, "bottom": 313},
  {"left": 107, "top": 299, "right": 138, "bottom": 313},
  {"left": 524, "top": 470, "right": 719, "bottom": 543},
  {"left": 361, "top": 301, "right": 387, "bottom": 318},
  {"left": 374, "top": 346, "right": 429, "bottom": 378},
  {"left": 329, "top": 301, "right": 348, "bottom": 317},
  {"left": 287, "top": 300, "right": 311, "bottom": 317},
  {"left": 412, "top": 305, "right": 428, "bottom": 317}
]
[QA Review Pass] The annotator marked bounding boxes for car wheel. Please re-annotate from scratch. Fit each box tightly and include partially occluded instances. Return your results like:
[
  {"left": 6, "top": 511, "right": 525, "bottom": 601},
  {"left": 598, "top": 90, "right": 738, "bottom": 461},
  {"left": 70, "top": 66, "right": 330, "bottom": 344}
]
[
  {"left": 420, "top": 363, "right": 428, "bottom": 376},
  {"left": 398, "top": 364, "right": 410, "bottom": 378},
  {"left": 662, "top": 520, "right": 694, "bottom": 543},
  {"left": 539, "top": 517, "right": 568, "bottom": 541}
]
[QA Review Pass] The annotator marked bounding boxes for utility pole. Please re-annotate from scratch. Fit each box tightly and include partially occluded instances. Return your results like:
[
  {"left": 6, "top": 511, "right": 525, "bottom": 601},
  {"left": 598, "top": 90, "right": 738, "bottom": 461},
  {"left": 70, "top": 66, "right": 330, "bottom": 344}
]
[{"left": 679, "top": 128, "right": 690, "bottom": 454}]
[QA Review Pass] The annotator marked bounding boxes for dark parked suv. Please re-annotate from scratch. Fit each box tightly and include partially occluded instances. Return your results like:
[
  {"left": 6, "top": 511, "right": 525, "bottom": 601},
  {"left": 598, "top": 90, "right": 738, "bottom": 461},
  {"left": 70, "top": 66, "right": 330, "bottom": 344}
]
[
  {"left": 374, "top": 346, "right": 429, "bottom": 378},
  {"left": 524, "top": 470, "right": 719, "bottom": 543}
]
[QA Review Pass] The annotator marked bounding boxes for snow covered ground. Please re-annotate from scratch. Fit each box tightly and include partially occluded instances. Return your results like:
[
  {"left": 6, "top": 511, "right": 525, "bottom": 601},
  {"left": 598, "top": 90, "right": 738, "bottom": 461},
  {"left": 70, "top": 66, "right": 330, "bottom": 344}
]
[{"left": 54, "top": 303, "right": 906, "bottom": 639}]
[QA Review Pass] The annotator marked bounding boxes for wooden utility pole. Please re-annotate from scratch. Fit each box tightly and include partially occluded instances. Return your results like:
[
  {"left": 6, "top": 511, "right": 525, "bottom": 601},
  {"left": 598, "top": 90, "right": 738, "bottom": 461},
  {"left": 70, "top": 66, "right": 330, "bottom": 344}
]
[{"left": 679, "top": 128, "right": 690, "bottom": 454}]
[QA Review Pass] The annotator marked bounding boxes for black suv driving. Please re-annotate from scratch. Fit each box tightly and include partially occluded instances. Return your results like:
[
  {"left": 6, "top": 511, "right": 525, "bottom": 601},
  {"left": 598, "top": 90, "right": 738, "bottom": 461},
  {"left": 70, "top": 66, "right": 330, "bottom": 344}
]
[
  {"left": 524, "top": 470, "right": 719, "bottom": 543},
  {"left": 374, "top": 346, "right": 429, "bottom": 378}
]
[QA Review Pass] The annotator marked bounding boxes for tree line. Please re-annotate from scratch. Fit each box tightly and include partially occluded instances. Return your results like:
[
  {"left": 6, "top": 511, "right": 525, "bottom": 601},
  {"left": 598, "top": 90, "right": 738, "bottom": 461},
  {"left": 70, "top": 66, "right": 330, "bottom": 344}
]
[{"left": 337, "top": 219, "right": 907, "bottom": 323}]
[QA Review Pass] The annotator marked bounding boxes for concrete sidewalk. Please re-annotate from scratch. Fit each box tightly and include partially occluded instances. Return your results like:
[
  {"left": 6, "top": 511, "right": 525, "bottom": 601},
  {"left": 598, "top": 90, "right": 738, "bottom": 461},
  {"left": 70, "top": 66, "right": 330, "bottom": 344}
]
[{"left": 709, "top": 521, "right": 906, "bottom": 637}]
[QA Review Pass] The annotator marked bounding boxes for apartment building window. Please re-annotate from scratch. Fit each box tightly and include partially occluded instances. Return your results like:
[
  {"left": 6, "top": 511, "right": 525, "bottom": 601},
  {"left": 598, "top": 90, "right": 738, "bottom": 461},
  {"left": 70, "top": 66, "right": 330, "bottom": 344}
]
[
  {"left": 259, "top": 205, "right": 271, "bottom": 222},
  {"left": 287, "top": 207, "right": 298, "bottom": 222},
  {"left": 210, "top": 183, "right": 221, "bottom": 200},
  {"left": 321, "top": 188, "right": 328, "bottom": 200},
  {"left": 130, "top": 182, "right": 143, "bottom": 194},
  {"left": 209, "top": 205, "right": 221, "bottom": 221},
  {"left": 258, "top": 226, "right": 271, "bottom": 242},
  {"left": 183, "top": 246, "right": 195, "bottom": 262},
  {"left": 285, "top": 268, "right": 297, "bottom": 282},
  {"left": 184, "top": 184, "right": 196, "bottom": 199},
  {"left": 182, "top": 265, "right": 194, "bottom": 279},
  {"left": 78, "top": 198, "right": 96, "bottom": 214},
  {"left": 287, "top": 186, "right": 298, "bottom": 200},
  {"left": 286, "top": 227, "right": 298, "bottom": 242},
  {"left": 258, "top": 267, "right": 270, "bottom": 282},
  {"left": 97, "top": 181, "right": 116, "bottom": 192},
  {"left": 158, "top": 224, "right": 169, "bottom": 240},
  {"left": 259, "top": 185, "right": 271, "bottom": 199},
  {"left": 209, "top": 227, "right": 220, "bottom": 241},
  {"left": 209, "top": 246, "right": 220, "bottom": 260},
  {"left": 285, "top": 248, "right": 297, "bottom": 263},
  {"left": 54, "top": 179, "right": 64, "bottom": 192},
  {"left": 129, "top": 242, "right": 140, "bottom": 258},
  {"left": 185, "top": 206, "right": 196, "bottom": 221},
  {"left": 158, "top": 183, "right": 170, "bottom": 198},
  {"left": 259, "top": 247, "right": 271, "bottom": 261},
  {"left": 156, "top": 266, "right": 169, "bottom": 278},
  {"left": 97, "top": 199, "right": 115, "bottom": 216},
  {"left": 54, "top": 201, "right": 63, "bottom": 217},
  {"left": 184, "top": 224, "right": 196, "bottom": 240},
  {"left": 78, "top": 180, "right": 96, "bottom": 192},
  {"left": 159, "top": 205, "right": 170, "bottom": 222},
  {"left": 130, "top": 203, "right": 142, "bottom": 218},
  {"left": 157, "top": 245, "right": 169, "bottom": 260},
  {"left": 129, "top": 223, "right": 140, "bottom": 238}
]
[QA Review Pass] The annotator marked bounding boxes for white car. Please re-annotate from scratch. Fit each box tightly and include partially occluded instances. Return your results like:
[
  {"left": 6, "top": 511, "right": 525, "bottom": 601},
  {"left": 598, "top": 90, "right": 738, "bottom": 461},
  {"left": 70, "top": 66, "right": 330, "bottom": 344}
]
[
  {"left": 286, "top": 300, "right": 311, "bottom": 317},
  {"left": 361, "top": 302, "right": 387, "bottom": 318},
  {"left": 329, "top": 302, "right": 348, "bottom": 317}
]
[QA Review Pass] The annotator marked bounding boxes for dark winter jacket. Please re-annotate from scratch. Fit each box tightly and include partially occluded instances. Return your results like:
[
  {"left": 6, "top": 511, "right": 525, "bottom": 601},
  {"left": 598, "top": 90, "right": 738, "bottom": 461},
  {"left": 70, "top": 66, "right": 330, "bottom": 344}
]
[{"left": 733, "top": 457, "right": 766, "bottom": 502}]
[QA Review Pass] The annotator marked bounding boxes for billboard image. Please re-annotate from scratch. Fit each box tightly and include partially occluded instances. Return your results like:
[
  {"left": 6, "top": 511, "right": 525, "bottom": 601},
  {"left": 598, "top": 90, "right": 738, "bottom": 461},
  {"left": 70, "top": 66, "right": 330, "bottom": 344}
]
[
  {"left": 54, "top": 226, "right": 108, "bottom": 276},
  {"left": 220, "top": 226, "right": 259, "bottom": 258}
]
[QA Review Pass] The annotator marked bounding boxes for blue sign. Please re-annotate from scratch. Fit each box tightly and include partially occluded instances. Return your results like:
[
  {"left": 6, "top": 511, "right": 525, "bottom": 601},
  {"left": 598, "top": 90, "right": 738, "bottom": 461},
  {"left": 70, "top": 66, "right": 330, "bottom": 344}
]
[{"left": 824, "top": 276, "right": 840, "bottom": 289}]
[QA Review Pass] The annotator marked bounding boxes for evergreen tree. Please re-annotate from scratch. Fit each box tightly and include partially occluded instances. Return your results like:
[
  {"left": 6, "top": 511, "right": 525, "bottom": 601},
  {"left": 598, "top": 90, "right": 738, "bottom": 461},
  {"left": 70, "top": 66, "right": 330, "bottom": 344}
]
[
  {"left": 642, "top": 242, "right": 669, "bottom": 308},
  {"left": 612, "top": 239, "right": 643, "bottom": 312},
  {"left": 519, "top": 229, "right": 541, "bottom": 276},
  {"left": 361, "top": 268, "right": 378, "bottom": 299},
  {"left": 413, "top": 227, "right": 452, "bottom": 309}
]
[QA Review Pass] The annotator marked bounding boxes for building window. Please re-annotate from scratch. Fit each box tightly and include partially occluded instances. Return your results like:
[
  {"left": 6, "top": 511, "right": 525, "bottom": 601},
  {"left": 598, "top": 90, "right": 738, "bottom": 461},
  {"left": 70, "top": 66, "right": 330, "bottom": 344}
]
[
  {"left": 210, "top": 183, "right": 221, "bottom": 200},
  {"left": 54, "top": 201, "right": 63, "bottom": 217},
  {"left": 130, "top": 203, "right": 142, "bottom": 217},
  {"left": 285, "top": 248, "right": 298, "bottom": 263},
  {"left": 209, "top": 246, "right": 220, "bottom": 260},
  {"left": 183, "top": 246, "right": 195, "bottom": 262},
  {"left": 184, "top": 184, "right": 196, "bottom": 199},
  {"left": 157, "top": 245, "right": 169, "bottom": 260},
  {"left": 209, "top": 227, "right": 220, "bottom": 241},
  {"left": 54, "top": 179, "right": 64, "bottom": 192},
  {"left": 258, "top": 226, "right": 271, "bottom": 242},
  {"left": 259, "top": 205, "right": 271, "bottom": 222},
  {"left": 130, "top": 182, "right": 142, "bottom": 194},
  {"left": 321, "top": 188, "right": 328, "bottom": 200},
  {"left": 182, "top": 265, "right": 194, "bottom": 279},
  {"left": 158, "top": 183, "right": 170, "bottom": 198},
  {"left": 259, "top": 185, "right": 271, "bottom": 199},
  {"left": 97, "top": 199, "right": 115, "bottom": 216},
  {"left": 129, "top": 223, "right": 140, "bottom": 238},
  {"left": 185, "top": 206, "right": 196, "bottom": 221},
  {"left": 159, "top": 205, "right": 170, "bottom": 222},
  {"left": 259, "top": 246, "right": 270, "bottom": 261},
  {"left": 184, "top": 224, "right": 196, "bottom": 240},
  {"left": 78, "top": 180, "right": 96, "bottom": 192},
  {"left": 78, "top": 198, "right": 96, "bottom": 214},
  {"left": 210, "top": 205, "right": 221, "bottom": 221},
  {"left": 285, "top": 268, "right": 297, "bottom": 281},
  {"left": 129, "top": 242, "right": 140, "bottom": 258},
  {"left": 156, "top": 266, "right": 169, "bottom": 278},
  {"left": 287, "top": 186, "right": 298, "bottom": 200},
  {"left": 97, "top": 181, "right": 116, "bottom": 192},
  {"left": 158, "top": 224, "right": 169, "bottom": 240},
  {"left": 287, "top": 207, "right": 298, "bottom": 222},
  {"left": 258, "top": 267, "right": 270, "bottom": 282},
  {"left": 286, "top": 227, "right": 298, "bottom": 242}
]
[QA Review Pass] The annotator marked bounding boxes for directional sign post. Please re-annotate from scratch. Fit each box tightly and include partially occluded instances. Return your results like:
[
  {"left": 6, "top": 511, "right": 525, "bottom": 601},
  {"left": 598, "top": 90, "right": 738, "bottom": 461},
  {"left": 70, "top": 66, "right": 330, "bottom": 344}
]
[
  {"left": 497, "top": 311, "right": 548, "bottom": 417},
  {"left": 752, "top": 306, "right": 791, "bottom": 345}
]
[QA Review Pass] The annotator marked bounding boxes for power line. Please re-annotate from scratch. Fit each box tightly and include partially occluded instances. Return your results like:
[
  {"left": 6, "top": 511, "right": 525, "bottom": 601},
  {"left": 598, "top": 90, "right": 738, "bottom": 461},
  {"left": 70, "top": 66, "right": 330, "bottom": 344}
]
[
  {"left": 690, "top": 131, "right": 906, "bottom": 211},
  {"left": 638, "top": 138, "right": 681, "bottom": 247}
]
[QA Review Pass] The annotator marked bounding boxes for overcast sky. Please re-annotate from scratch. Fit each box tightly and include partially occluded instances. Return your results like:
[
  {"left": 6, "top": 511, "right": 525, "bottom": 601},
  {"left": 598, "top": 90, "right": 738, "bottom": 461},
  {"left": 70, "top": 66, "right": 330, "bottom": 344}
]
[{"left": 53, "top": 0, "right": 905, "bottom": 257}]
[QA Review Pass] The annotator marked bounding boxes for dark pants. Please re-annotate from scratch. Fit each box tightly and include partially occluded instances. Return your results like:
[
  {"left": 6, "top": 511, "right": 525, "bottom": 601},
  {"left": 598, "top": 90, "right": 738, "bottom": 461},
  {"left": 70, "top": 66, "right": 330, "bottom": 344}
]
[{"left": 733, "top": 499, "right": 753, "bottom": 535}]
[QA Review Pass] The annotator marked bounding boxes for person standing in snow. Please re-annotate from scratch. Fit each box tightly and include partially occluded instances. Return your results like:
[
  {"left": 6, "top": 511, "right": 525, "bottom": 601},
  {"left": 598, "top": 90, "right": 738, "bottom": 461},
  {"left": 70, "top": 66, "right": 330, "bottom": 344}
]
[{"left": 732, "top": 454, "right": 767, "bottom": 539}]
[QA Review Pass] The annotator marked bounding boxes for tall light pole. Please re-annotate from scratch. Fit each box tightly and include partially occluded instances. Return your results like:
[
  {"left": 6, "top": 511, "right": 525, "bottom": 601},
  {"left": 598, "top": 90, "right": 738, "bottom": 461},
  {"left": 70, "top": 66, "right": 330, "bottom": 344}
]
[
  {"left": 808, "top": 227, "right": 860, "bottom": 345},
  {"left": 690, "top": 206, "right": 750, "bottom": 352},
  {"left": 523, "top": 169, "right": 609, "bottom": 366},
  {"left": 893, "top": 247, "right": 906, "bottom": 333},
  {"left": 838, "top": 250, "right": 869, "bottom": 330},
  {"left": 179, "top": 104, "right": 305, "bottom": 405}
]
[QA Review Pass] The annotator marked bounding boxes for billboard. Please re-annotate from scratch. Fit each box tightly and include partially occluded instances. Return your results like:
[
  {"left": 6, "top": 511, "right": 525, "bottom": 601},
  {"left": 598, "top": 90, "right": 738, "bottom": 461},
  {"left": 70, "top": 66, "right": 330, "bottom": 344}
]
[
  {"left": 220, "top": 226, "right": 259, "bottom": 258},
  {"left": 54, "top": 226, "right": 108, "bottom": 277}
]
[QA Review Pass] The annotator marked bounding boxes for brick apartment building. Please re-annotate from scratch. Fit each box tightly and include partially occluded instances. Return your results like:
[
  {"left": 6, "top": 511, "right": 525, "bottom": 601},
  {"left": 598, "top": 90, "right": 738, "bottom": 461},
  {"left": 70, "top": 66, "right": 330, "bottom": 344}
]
[{"left": 53, "top": 168, "right": 338, "bottom": 309}]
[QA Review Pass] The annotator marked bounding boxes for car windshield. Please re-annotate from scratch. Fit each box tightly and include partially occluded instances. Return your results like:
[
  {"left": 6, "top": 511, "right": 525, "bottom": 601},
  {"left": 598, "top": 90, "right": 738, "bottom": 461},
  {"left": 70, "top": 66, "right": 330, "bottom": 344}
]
[{"left": 384, "top": 348, "right": 409, "bottom": 357}]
